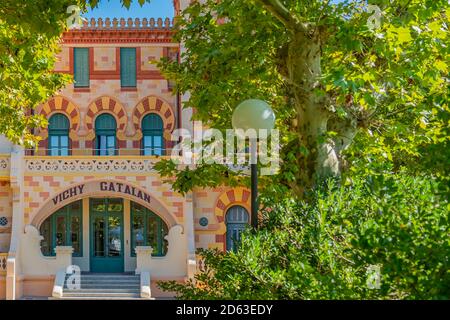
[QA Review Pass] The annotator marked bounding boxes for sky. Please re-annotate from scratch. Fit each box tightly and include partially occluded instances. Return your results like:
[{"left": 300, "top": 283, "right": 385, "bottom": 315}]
[{"left": 83, "top": 0, "right": 174, "bottom": 19}]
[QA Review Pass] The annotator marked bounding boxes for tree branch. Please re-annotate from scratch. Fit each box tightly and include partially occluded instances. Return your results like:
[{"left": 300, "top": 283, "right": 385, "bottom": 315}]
[{"left": 255, "top": 0, "right": 307, "bottom": 34}]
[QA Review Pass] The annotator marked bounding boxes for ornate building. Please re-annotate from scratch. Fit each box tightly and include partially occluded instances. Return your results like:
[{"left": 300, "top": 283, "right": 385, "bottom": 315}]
[{"left": 0, "top": 1, "right": 251, "bottom": 300}]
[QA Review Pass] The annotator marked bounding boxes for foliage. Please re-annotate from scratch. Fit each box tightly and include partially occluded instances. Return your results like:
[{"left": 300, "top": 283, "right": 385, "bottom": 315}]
[
  {"left": 154, "top": 161, "right": 247, "bottom": 196},
  {"left": 159, "top": 174, "right": 449, "bottom": 300},
  {"left": 157, "top": 0, "right": 449, "bottom": 197},
  {"left": 0, "top": 0, "right": 80, "bottom": 146}
]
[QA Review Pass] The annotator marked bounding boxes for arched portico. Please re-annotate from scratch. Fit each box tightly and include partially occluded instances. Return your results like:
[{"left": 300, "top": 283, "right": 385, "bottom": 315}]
[
  {"left": 31, "top": 179, "right": 178, "bottom": 229},
  {"left": 29, "top": 179, "right": 183, "bottom": 273}
]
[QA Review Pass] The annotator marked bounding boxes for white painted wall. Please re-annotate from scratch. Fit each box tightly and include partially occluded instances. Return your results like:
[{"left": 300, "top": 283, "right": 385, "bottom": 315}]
[
  {"left": 136, "top": 225, "right": 187, "bottom": 277},
  {"left": 19, "top": 225, "right": 72, "bottom": 276}
]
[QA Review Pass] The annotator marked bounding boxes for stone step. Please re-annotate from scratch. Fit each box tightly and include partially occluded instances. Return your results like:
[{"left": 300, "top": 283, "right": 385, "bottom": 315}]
[
  {"left": 62, "top": 292, "right": 142, "bottom": 298},
  {"left": 51, "top": 296, "right": 150, "bottom": 300},
  {"left": 63, "top": 284, "right": 140, "bottom": 288},
  {"left": 65, "top": 282, "right": 140, "bottom": 287},
  {"left": 64, "top": 288, "right": 140, "bottom": 293},
  {"left": 65, "top": 278, "right": 140, "bottom": 283},
  {"left": 66, "top": 279, "right": 140, "bottom": 284},
  {"left": 59, "top": 273, "right": 144, "bottom": 300},
  {"left": 63, "top": 285, "right": 140, "bottom": 292},
  {"left": 66, "top": 275, "right": 140, "bottom": 280}
]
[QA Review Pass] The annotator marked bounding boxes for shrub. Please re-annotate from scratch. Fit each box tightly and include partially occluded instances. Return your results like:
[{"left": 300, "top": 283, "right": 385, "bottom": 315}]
[{"left": 159, "top": 174, "right": 449, "bottom": 300}]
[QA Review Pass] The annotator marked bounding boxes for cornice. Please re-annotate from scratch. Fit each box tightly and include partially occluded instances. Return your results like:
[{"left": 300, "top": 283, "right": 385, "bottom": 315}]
[{"left": 62, "top": 17, "right": 175, "bottom": 44}]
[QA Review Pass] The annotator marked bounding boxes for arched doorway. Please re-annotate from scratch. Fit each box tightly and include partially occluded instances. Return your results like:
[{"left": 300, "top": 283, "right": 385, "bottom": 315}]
[
  {"left": 38, "top": 197, "right": 170, "bottom": 273},
  {"left": 225, "top": 205, "right": 249, "bottom": 252}
]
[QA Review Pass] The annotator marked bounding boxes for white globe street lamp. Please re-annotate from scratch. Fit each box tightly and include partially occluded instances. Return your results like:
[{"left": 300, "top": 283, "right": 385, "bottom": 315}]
[{"left": 232, "top": 99, "right": 276, "bottom": 228}]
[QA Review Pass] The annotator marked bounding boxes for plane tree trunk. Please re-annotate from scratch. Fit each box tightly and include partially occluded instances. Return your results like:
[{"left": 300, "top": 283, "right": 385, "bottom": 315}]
[{"left": 280, "top": 28, "right": 357, "bottom": 196}]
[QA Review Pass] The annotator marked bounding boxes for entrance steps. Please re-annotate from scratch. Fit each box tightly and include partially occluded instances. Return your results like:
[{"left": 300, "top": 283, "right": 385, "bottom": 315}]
[{"left": 55, "top": 273, "right": 148, "bottom": 300}]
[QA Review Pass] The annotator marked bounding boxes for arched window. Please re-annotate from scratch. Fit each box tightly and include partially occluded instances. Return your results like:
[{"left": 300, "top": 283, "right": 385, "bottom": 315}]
[
  {"left": 95, "top": 113, "right": 117, "bottom": 156},
  {"left": 130, "top": 201, "right": 168, "bottom": 256},
  {"left": 40, "top": 200, "right": 82, "bottom": 257},
  {"left": 142, "top": 114, "right": 164, "bottom": 156},
  {"left": 48, "top": 113, "right": 70, "bottom": 156},
  {"left": 226, "top": 205, "right": 249, "bottom": 252}
]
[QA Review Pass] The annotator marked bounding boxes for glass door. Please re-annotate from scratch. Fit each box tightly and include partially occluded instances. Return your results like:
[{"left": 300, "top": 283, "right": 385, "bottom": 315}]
[{"left": 90, "top": 198, "right": 124, "bottom": 273}]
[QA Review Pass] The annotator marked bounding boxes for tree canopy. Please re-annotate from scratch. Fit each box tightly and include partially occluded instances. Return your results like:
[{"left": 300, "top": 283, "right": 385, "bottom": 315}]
[{"left": 156, "top": 0, "right": 449, "bottom": 197}]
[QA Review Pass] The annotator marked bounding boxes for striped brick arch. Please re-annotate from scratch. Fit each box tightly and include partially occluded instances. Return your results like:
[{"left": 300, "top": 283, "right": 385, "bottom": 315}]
[
  {"left": 133, "top": 96, "right": 176, "bottom": 136},
  {"left": 38, "top": 96, "right": 80, "bottom": 137},
  {"left": 85, "top": 96, "right": 127, "bottom": 140},
  {"left": 215, "top": 187, "right": 251, "bottom": 222},
  {"left": 214, "top": 187, "right": 251, "bottom": 250},
  {"left": 36, "top": 96, "right": 81, "bottom": 152}
]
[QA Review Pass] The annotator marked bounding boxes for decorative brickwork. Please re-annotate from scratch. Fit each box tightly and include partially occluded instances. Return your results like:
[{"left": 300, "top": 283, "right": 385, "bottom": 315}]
[
  {"left": 85, "top": 96, "right": 128, "bottom": 140},
  {"left": 39, "top": 96, "right": 80, "bottom": 134},
  {"left": 132, "top": 95, "right": 176, "bottom": 142},
  {"left": 214, "top": 187, "right": 251, "bottom": 223},
  {"left": 23, "top": 172, "right": 183, "bottom": 227},
  {"left": 36, "top": 96, "right": 81, "bottom": 151},
  {"left": 193, "top": 187, "right": 251, "bottom": 251}
]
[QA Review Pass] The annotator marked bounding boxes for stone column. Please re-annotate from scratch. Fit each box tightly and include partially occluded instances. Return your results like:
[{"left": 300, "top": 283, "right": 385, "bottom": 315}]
[
  {"left": 52, "top": 247, "right": 74, "bottom": 299},
  {"left": 6, "top": 145, "right": 24, "bottom": 300},
  {"left": 55, "top": 246, "right": 74, "bottom": 268},
  {"left": 135, "top": 246, "right": 153, "bottom": 274}
]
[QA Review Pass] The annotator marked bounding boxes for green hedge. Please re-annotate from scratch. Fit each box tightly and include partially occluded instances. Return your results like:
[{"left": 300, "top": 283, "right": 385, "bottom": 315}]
[{"left": 159, "top": 174, "right": 449, "bottom": 300}]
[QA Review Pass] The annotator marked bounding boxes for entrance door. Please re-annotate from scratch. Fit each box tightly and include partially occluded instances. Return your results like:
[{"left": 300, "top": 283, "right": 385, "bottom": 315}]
[{"left": 90, "top": 198, "right": 124, "bottom": 273}]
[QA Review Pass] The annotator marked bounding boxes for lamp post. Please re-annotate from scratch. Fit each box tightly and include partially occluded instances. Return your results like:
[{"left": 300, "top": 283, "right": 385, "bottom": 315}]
[{"left": 232, "top": 99, "right": 276, "bottom": 229}]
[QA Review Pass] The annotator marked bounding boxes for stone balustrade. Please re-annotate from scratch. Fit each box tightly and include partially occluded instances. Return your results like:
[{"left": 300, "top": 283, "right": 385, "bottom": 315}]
[{"left": 80, "top": 17, "right": 175, "bottom": 30}]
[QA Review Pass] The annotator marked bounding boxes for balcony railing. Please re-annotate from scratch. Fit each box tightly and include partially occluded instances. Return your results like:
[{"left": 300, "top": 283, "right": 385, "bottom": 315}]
[
  {"left": 25, "top": 148, "right": 176, "bottom": 157},
  {"left": 20, "top": 149, "right": 250, "bottom": 175},
  {"left": 24, "top": 156, "right": 172, "bottom": 175},
  {"left": 24, "top": 148, "right": 176, "bottom": 174}
]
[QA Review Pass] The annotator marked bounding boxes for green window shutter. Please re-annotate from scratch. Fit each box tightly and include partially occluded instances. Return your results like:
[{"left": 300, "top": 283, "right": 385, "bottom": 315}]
[
  {"left": 120, "top": 48, "right": 137, "bottom": 87},
  {"left": 73, "top": 48, "right": 89, "bottom": 87}
]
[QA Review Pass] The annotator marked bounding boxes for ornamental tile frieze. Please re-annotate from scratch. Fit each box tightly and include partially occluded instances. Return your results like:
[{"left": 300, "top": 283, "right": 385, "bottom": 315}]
[
  {"left": 24, "top": 157, "right": 161, "bottom": 174},
  {"left": 0, "top": 157, "right": 9, "bottom": 171},
  {"left": 0, "top": 157, "right": 10, "bottom": 178}
]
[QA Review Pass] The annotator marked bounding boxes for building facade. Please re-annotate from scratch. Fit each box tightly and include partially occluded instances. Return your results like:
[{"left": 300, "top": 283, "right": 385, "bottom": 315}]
[{"left": 0, "top": 1, "right": 251, "bottom": 299}]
